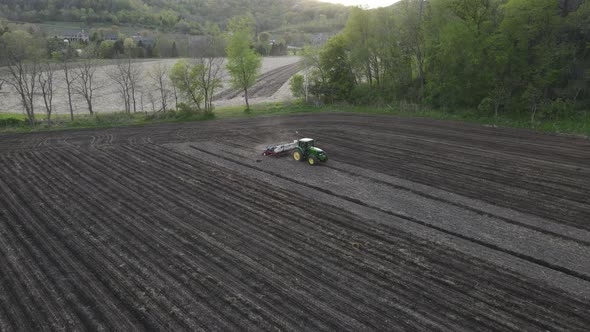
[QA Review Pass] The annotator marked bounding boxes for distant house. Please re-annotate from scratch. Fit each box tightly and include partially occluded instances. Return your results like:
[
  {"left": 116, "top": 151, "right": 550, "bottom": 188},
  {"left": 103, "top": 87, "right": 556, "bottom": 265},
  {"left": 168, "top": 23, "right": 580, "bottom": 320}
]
[
  {"left": 132, "top": 33, "right": 155, "bottom": 47},
  {"left": 60, "top": 30, "right": 89, "bottom": 43},
  {"left": 287, "top": 45, "right": 302, "bottom": 55},
  {"left": 311, "top": 33, "right": 334, "bottom": 46},
  {"left": 104, "top": 33, "right": 119, "bottom": 41}
]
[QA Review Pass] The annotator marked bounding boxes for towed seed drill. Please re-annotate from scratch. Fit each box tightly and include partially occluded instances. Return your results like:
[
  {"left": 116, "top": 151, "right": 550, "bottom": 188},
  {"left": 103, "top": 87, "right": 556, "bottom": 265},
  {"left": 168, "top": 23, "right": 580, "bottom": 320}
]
[{"left": 263, "top": 138, "right": 328, "bottom": 166}]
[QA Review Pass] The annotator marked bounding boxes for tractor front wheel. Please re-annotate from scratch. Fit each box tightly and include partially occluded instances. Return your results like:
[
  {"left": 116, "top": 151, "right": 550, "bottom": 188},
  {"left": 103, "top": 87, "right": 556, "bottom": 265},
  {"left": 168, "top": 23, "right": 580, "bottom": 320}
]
[
  {"left": 293, "top": 150, "right": 303, "bottom": 161},
  {"left": 308, "top": 155, "right": 318, "bottom": 166}
]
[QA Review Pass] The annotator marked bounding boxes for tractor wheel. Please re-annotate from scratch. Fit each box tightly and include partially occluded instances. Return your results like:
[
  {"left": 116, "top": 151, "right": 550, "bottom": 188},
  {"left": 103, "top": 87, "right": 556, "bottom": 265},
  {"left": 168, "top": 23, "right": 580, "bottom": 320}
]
[
  {"left": 308, "top": 155, "right": 318, "bottom": 166},
  {"left": 293, "top": 150, "right": 303, "bottom": 161}
]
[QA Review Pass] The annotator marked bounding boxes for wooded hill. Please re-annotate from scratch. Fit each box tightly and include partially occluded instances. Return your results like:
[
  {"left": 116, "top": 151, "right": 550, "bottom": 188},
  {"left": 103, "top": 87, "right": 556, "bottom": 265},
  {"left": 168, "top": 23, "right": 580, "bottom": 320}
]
[
  {"left": 0, "top": 0, "right": 349, "bottom": 34},
  {"left": 301, "top": 0, "right": 589, "bottom": 121}
]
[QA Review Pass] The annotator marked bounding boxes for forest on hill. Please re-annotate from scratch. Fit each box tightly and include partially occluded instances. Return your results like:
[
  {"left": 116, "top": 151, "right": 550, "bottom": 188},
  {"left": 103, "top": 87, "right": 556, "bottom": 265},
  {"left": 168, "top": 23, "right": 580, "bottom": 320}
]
[
  {"left": 0, "top": 0, "right": 349, "bottom": 34},
  {"left": 298, "top": 0, "right": 589, "bottom": 121}
]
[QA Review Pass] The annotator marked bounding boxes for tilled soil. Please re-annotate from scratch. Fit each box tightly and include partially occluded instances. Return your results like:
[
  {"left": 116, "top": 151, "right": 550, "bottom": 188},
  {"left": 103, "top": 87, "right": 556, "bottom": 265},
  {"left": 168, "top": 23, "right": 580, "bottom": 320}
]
[
  {"left": 0, "top": 57, "right": 301, "bottom": 114},
  {"left": 214, "top": 62, "right": 301, "bottom": 100},
  {"left": 0, "top": 113, "right": 589, "bottom": 331}
]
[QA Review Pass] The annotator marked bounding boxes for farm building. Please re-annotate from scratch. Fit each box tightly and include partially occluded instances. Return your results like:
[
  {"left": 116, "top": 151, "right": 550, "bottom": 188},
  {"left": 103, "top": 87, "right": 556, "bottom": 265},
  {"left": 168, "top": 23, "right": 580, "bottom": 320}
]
[{"left": 60, "top": 30, "right": 89, "bottom": 43}]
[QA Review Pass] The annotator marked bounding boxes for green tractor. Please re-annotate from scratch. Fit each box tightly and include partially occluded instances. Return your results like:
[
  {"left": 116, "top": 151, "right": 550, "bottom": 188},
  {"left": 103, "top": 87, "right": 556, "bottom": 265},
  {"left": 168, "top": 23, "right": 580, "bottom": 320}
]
[{"left": 292, "top": 138, "right": 328, "bottom": 166}]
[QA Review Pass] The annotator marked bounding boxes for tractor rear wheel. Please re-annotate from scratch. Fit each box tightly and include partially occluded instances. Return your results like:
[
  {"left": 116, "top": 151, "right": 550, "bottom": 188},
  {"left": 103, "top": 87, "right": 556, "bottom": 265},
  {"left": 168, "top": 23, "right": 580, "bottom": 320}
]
[
  {"left": 308, "top": 155, "right": 318, "bottom": 166},
  {"left": 293, "top": 150, "right": 303, "bottom": 161}
]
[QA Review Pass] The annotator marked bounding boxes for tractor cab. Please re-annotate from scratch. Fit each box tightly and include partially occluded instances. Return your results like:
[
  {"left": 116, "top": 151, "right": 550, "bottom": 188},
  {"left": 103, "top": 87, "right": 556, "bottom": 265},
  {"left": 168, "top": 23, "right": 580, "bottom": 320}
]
[
  {"left": 292, "top": 138, "right": 328, "bottom": 166},
  {"left": 298, "top": 138, "right": 315, "bottom": 150}
]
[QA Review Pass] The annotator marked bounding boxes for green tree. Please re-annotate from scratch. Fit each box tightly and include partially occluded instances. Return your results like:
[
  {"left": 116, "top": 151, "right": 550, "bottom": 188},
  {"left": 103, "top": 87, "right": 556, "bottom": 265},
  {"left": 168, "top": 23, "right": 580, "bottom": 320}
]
[
  {"left": 290, "top": 74, "right": 305, "bottom": 98},
  {"left": 169, "top": 58, "right": 222, "bottom": 112},
  {"left": 99, "top": 40, "right": 116, "bottom": 58},
  {"left": 344, "top": 7, "right": 374, "bottom": 88},
  {"left": 170, "top": 60, "right": 204, "bottom": 111},
  {"left": 225, "top": 15, "right": 262, "bottom": 111},
  {"left": 256, "top": 32, "right": 271, "bottom": 55},
  {"left": 319, "top": 34, "right": 355, "bottom": 103}
]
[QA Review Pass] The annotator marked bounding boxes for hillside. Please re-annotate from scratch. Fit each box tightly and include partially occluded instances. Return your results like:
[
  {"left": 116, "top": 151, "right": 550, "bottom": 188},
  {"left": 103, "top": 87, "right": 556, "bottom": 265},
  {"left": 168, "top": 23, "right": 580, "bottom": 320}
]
[{"left": 0, "top": 0, "right": 349, "bottom": 34}]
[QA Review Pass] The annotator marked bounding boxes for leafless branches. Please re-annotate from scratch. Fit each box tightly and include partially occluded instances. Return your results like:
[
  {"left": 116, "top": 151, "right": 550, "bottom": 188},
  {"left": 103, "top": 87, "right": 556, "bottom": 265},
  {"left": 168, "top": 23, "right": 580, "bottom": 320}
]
[
  {"left": 37, "top": 62, "right": 57, "bottom": 126},
  {"left": 72, "top": 56, "right": 100, "bottom": 115},
  {"left": 146, "top": 62, "right": 171, "bottom": 112},
  {"left": 61, "top": 55, "right": 78, "bottom": 121},
  {"left": 196, "top": 57, "right": 223, "bottom": 112},
  {"left": 108, "top": 56, "right": 142, "bottom": 113},
  {"left": 5, "top": 58, "right": 39, "bottom": 126}
]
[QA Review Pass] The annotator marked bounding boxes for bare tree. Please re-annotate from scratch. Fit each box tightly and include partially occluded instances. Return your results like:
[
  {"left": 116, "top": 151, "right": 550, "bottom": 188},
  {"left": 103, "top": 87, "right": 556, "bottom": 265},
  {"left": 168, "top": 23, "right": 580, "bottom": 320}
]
[
  {"left": 37, "top": 62, "right": 56, "bottom": 126},
  {"left": 107, "top": 57, "right": 132, "bottom": 113},
  {"left": 1, "top": 31, "right": 43, "bottom": 126},
  {"left": 196, "top": 57, "right": 223, "bottom": 112},
  {"left": 128, "top": 60, "right": 141, "bottom": 113},
  {"left": 108, "top": 55, "right": 142, "bottom": 113},
  {"left": 146, "top": 62, "right": 171, "bottom": 112},
  {"left": 61, "top": 53, "right": 78, "bottom": 121},
  {"left": 147, "top": 92, "right": 157, "bottom": 113},
  {"left": 73, "top": 54, "right": 100, "bottom": 115},
  {"left": 171, "top": 79, "right": 179, "bottom": 110}
]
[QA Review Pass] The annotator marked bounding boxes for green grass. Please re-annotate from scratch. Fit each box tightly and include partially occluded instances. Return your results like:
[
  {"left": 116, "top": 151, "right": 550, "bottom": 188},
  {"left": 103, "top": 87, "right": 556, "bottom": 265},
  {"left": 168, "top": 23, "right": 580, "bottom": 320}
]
[
  {"left": 0, "top": 113, "right": 27, "bottom": 120},
  {"left": 1, "top": 101, "right": 589, "bottom": 138},
  {"left": 215, "top": 101, "right": 590, "bottom": 137}
]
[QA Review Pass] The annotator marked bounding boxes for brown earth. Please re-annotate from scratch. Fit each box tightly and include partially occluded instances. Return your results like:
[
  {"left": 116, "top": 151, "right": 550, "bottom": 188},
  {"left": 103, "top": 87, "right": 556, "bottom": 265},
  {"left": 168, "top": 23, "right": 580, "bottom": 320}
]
[
  {"left": 0, "top": 57, "right": 301, "bottom": 115},
  {"left": 0, "top": 113, "right": 589, "bottom": 331},
  {"left": 214, "top": 62, "right": 301, "bottom": 100}
]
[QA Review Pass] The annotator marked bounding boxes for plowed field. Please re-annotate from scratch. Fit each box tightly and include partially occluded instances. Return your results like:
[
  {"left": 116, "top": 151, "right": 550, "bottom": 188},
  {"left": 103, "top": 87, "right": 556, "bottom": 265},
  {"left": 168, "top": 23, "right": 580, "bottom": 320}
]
[{"left": 0, "top": 113, "right": 589, "bottom": 331}]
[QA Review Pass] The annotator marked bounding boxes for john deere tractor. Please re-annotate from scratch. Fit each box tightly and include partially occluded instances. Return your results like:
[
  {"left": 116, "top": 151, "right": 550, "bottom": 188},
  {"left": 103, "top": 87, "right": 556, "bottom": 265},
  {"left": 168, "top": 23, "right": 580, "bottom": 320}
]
[{"left": 292, "top": 138, "right": 328, "bottom": 166}]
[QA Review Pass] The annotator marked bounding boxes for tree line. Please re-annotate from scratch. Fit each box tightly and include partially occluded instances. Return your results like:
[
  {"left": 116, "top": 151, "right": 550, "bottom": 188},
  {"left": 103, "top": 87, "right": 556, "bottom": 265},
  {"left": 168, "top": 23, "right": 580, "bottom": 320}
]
[
  {"left": 295, "top": 0, "right": 589, "bottom": 122},
  {"left": 0, "top": 15, "right": 262, "bottom": 126},
  {"left": 0, "top": 0, "right": 348, "bottom": 35}
]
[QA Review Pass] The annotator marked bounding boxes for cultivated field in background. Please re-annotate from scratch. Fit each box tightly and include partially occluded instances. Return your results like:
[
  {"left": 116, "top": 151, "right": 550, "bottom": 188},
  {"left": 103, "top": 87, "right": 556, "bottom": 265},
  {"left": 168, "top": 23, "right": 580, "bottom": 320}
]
[{"left": 0, "top": 56, "right": 301, "bottom": 115}]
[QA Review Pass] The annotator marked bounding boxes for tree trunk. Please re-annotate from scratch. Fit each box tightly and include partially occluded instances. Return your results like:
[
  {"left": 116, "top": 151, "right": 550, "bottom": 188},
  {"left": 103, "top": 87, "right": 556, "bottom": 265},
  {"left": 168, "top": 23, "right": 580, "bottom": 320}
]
[
  {"left": 244, "top": 87, "right": 250, "bottom": 110},
  {"left": 87, "top": 99, "right": 94, "bottom": 115},
  {"left": 64, "top": 64, "right": 74, "bottom": 121},
  {"left": 131, "top": 86, "right": 137, "bottom": 113},
  {"left": 366, "top": 62, "right": 373, "bottom": 89}
]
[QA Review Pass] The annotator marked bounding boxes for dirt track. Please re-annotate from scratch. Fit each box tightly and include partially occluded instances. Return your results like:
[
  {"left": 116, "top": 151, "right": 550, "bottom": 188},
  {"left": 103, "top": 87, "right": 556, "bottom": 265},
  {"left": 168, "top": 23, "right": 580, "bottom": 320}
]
[
  {"left": 0, "top": 113, "right": 589, "bottom": 330},
  {"left": 214, "top": 62, "right": 301, "bottom": 100}
]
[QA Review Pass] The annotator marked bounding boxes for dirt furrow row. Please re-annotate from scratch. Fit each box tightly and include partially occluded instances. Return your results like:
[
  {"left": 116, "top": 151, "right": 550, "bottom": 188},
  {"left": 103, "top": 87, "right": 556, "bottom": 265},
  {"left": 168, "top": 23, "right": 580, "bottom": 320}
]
[
  {"left": 26, "top": 148, "right": 263, "bottom": 331},
  {"left": 319, "top": 128, "right": 589, "bottom": 191},
  {"left": 320, "top": 162, "right": 590, "bottom": 246},
  {"left": 214, "top": 62, "right": 300, "bottom": 100},
  {"left": 121, "top": 145, "right": 493, "bottom": 330},
  {"left": 0, "top": 211, "right": 55, "bottom": 331},
  {"left": 326, "top": 128, "right": 589, "bottom": 189},
  {"left": 1, "top": 113, "right": 589, "bottom": 330},
  {"left": 6, "top": 150, "right": 210, "bottom": 330},
  {"left": 96, "top": 145, "right": 401, "bottom": 330},
  {"left": 47, "top": 147, "right": 352, "bottom": 332},
  {"left": 340, "top": 119, "right": 590, "bottom": 165},
  {"left": 141, "top": 144, "right": 588, "bottom": 330},
  {"left": 117, "top": 144, "right": 532, "bottom": 331},
  {"left": 0, "top": 152, "right": 172, "bottom": 330},
  {"left": 316, "top": 133, "right": 589, "bottom": 229},
  {"left": 0, "top": 175, "right": 121, "bottom": 330}
]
